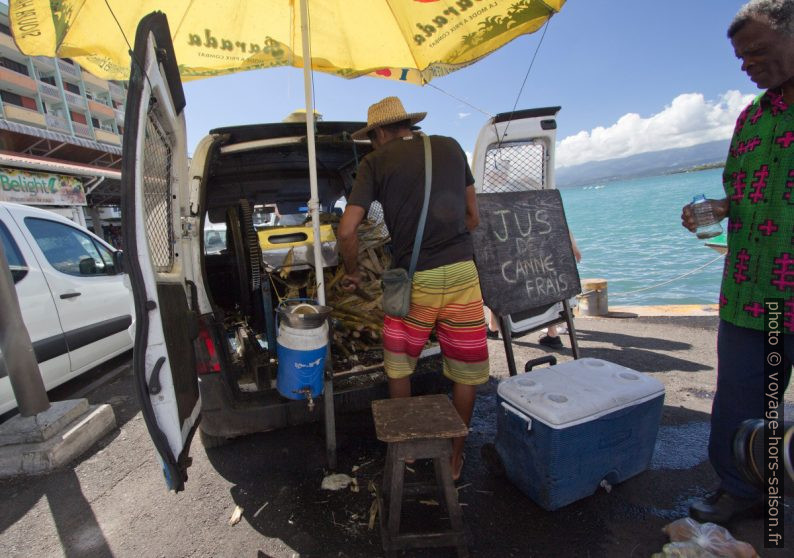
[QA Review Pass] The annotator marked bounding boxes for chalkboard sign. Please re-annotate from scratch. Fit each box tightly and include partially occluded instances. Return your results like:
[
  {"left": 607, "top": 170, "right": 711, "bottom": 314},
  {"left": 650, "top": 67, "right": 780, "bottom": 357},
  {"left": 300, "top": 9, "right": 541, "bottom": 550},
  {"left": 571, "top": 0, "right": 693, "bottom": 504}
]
[{"left": 471, "top": 190, "right": 581, "bottom": 317}]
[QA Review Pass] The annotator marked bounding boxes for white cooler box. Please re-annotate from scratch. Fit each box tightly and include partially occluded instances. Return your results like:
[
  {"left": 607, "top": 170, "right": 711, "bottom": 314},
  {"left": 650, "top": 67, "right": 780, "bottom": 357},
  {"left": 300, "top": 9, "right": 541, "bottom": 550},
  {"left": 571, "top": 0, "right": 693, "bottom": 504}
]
[{"left": 495, "top": 358, "right": 665, "bottom": 510}]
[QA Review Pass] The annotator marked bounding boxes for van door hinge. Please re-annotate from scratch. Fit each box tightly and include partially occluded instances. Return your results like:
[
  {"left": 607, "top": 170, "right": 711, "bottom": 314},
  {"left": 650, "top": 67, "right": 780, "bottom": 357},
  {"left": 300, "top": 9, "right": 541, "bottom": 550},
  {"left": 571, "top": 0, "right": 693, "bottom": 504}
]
[
  {"left": 189, "top": 177, "right": 201, "bottom": 216},
  {"left": 180, "top": 216, "right": 197, "bottom": 238}
]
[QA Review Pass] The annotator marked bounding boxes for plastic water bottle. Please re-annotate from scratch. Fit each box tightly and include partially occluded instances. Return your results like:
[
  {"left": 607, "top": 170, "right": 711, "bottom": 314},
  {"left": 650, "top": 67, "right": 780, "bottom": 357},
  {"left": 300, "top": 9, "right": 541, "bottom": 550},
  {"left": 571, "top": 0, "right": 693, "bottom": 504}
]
[{"left": 691, "top": 194, "right": 723, "bottom": 239}]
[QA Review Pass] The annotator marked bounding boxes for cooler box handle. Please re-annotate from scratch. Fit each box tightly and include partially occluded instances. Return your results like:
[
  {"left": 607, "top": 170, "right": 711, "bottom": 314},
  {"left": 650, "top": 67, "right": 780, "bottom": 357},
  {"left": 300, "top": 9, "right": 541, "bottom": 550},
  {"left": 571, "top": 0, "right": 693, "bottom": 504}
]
[
  {"left": 501, "top": 402, "right": 532, "bottom": 431},
  {"left": 525, "top": 355, "right": 557, "bottom": 372}
]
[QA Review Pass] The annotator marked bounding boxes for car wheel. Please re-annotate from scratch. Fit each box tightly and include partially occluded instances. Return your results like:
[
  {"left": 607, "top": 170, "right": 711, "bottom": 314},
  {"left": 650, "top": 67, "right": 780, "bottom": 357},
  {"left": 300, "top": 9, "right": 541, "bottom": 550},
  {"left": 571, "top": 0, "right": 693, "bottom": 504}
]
[{"left": 199, "top": 428, "right": 229, "bottom": 449}]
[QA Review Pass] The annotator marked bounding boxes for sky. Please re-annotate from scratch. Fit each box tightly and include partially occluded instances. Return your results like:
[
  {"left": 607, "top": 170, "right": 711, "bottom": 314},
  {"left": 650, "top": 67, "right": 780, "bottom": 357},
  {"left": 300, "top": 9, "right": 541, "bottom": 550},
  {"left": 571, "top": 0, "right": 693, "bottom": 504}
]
[{"left": 173, "top": 1, "right": 756, "bottom": 167}]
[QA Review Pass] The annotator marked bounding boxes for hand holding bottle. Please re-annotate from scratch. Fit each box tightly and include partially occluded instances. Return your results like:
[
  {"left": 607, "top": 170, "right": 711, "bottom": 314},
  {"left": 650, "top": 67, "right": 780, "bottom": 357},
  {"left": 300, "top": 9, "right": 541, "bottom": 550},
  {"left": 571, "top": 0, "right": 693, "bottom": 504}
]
[{"left": 681, "top": 196, "right": 729, "bottom": 238}]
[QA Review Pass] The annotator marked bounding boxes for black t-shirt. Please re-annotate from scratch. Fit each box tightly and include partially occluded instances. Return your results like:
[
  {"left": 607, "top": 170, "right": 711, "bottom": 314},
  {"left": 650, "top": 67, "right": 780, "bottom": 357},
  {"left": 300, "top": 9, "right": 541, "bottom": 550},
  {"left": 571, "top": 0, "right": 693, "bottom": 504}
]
[{"left": 347, "top": 133, "right": 475, "bottom": 271}]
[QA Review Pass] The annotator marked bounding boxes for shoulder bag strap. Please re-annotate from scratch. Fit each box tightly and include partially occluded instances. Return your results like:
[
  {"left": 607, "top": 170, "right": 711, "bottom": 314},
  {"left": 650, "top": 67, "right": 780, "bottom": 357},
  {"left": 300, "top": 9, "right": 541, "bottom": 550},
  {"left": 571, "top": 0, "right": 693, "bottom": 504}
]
[{"left": 408, "top": 133, "right": 432, "bottom": 278}]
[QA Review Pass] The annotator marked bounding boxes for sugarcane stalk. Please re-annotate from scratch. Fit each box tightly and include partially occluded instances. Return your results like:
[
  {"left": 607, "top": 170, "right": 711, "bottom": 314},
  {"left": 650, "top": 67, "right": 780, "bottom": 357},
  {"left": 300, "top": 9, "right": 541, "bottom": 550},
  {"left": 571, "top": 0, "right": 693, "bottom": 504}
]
[{"left": 333, "top": 341, "right": 353, "bottom": 361}]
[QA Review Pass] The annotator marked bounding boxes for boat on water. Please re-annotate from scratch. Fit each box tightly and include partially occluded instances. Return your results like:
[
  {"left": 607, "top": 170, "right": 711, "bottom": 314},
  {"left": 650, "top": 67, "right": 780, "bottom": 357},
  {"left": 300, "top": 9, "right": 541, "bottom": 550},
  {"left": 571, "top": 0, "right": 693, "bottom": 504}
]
[{"left": 704, "top": 232, "right": 727, "bottom": 254}]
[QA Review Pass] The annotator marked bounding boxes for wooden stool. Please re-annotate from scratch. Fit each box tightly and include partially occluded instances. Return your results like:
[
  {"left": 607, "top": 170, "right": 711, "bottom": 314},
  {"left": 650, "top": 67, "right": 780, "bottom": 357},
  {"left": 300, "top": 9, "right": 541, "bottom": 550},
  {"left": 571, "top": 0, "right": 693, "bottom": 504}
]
[{"left": 371, "top": 394, "right": 469, "bottom": 558}]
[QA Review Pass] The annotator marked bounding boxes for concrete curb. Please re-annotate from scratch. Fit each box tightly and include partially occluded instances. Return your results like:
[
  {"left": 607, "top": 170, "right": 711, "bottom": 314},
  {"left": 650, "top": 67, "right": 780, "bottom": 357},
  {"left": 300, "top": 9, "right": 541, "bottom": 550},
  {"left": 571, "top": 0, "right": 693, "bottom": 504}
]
[
  {"left": 578, "top": 304, "right": 719, "bottom": 318},
  {"left": 0, "top": 399, "right": 89, "bottom": 446},
  {"left": 0, "top": 403, "right": 116, "bottom": 477}
]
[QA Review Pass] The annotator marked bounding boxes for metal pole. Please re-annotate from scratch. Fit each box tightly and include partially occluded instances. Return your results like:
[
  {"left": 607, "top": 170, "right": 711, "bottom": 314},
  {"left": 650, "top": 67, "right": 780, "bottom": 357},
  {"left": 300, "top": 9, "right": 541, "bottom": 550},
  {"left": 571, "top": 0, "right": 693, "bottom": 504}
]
[
  {"left": 301, "top": 0, "right": 334, "bottom": 468},
  {"left": 300, "top": 0, "right": 325, "bottom": 306},
  {"left": 562, "top": 299, "right": 581, "bottom": 359},
  {"left": 0, "top": 238, "right": 50, "bottom": 416},
  {"left": 498, "top": 315, "right": 519, "bottom": 377}
]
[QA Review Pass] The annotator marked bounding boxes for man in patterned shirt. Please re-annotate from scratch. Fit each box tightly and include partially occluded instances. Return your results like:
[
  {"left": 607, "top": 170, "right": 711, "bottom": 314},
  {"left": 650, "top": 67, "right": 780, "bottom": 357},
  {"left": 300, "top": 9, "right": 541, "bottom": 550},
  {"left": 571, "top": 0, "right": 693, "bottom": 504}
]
[{"left": 681, "top": 0, "right": 794, "bottom": 524}]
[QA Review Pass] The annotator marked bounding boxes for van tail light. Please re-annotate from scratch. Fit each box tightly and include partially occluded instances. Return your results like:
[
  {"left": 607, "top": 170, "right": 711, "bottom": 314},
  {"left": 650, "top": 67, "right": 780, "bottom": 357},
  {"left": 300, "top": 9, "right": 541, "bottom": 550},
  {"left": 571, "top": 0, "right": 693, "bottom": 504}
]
[{"left": 194, "top": 317, "right": 221, "bottom": 375}]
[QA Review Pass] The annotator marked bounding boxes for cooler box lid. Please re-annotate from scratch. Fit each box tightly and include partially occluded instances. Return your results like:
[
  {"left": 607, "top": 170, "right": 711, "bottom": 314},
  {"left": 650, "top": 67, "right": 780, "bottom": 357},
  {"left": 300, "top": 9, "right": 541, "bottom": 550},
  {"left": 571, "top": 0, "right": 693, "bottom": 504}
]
[{"left": 497, "top": 358, "right": 665, "bottom": 429}]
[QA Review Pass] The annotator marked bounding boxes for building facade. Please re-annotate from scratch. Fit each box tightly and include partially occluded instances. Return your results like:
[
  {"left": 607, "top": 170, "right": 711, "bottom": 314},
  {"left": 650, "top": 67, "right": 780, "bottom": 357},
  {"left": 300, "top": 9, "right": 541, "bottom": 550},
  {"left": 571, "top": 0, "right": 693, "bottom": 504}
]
[{"left": 0, "top": 4, "right": 124, "bottom": 244}]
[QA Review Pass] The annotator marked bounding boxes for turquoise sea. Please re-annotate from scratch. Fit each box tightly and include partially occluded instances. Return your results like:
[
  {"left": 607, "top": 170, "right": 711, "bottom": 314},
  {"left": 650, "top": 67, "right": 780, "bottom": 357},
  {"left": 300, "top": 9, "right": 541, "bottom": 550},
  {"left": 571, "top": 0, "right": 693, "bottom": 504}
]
[{"left": 559, "top": 168, "right": 726, "bottom": 307}]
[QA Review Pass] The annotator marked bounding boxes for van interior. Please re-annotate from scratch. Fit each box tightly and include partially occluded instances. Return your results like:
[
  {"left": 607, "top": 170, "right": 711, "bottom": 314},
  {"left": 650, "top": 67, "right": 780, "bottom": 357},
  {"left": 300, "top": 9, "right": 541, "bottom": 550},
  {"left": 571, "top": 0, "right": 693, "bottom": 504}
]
[{"left": 199, "top": 122, "right": 373, "bottom": 395}]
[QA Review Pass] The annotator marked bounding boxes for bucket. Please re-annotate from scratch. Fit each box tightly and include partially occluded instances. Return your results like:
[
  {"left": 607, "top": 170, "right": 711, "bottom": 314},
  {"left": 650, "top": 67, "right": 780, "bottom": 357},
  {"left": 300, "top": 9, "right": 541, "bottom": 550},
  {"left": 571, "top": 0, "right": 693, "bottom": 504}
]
[
  {"left": 276, "top": 301, "right": 329, "bottom": 400},
  {"left": 276, "top": 300, "right": 333, "bottom": 329},
  {"left": 578, "top": 278, "right": 608, "bottom": 317}
]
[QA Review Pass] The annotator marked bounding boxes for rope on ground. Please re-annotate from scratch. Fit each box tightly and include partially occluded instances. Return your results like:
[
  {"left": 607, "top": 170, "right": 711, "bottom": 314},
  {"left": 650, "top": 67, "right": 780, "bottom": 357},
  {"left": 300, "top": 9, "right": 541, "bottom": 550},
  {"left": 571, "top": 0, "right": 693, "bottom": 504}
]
[{"left": 605, "top": 254, "right": 724, "bottom": 297}]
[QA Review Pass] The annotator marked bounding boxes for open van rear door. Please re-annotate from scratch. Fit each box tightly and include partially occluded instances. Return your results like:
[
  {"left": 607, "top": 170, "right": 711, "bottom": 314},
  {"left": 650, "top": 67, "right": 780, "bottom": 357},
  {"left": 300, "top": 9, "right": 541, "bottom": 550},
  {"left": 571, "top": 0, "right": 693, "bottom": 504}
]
[
  {"left": 121, "top": 12, "right": 199, "bottom": 492},
  {"left": 471, "top": 107, "right": 575, "bottom": 336},
  {"left": 472, "top": 107, "right": 560, "bottom": 194}
]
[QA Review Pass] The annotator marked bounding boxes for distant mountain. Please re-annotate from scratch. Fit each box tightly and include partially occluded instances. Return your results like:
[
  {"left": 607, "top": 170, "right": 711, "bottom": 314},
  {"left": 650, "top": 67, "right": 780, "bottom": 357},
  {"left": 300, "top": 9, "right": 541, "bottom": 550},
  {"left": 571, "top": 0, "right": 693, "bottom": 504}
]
[{"left": 555, "top": 139, "right": 730, "bottom": 188}]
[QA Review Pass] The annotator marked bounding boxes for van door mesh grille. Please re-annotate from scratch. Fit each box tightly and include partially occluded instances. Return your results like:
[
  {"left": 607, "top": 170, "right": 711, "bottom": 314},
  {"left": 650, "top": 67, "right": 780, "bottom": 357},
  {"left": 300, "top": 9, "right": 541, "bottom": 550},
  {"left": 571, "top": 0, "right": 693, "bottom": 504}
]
[
  {"left": 482, "top": 141, "right": 546, "bottom": 193},
  {"left": 143, "top": 108, "right": 175, "bottom": 273},
  {"left": 366, "top": 201, "right": 389, "bottom": 238}
]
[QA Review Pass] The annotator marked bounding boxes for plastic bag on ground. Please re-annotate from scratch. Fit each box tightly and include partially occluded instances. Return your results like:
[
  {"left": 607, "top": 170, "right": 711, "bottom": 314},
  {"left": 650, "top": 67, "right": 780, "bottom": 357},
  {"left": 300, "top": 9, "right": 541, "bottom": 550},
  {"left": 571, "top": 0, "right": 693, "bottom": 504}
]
[{"left": 654, "top": 518, "right": 758, "bottom": 558}]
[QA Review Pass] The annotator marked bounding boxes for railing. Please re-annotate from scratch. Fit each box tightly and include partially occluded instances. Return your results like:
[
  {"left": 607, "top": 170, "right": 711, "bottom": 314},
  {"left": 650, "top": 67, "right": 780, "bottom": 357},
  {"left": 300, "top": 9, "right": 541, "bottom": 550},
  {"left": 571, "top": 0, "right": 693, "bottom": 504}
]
[
  {"left": 63, "top": 89, "right": 85, "bottom": 107},
  {"left": 45, "top": 114, "right": 71, "bottom": 133},
  {"left": 81, "top": 71, "right": 110, "bottom": 92},
  {"left": 71, "top": 121, "right": 93, "bottom": 138},
  {"left": 108, "top": 82, "right": 125, "bottom": 99},
  {"left": 37, "top": 81, "right": 62, "bottom": 101},
  {"left": 33, "top": 57, "right": 55, "bottom": 70},
  {"left": 0, "top": 65, "right": 38, "bottom": 95},
  {"left": 3, "top": 104, "right": 46, "bottom": 128},
  {"left": 0, "top": 32, "right": 16, "bottom": 49},
  {"left": 88, "top": 98, "right": 115, "bottom": 119},
  {"left": 0, "top": 63, "right": 30, "bottom": 78},
  {"left": 57, "top": 59, "right": 80, "bottom": 78},
  {"left": 94, "top": 128, "right": 121, "bottom": 145}
]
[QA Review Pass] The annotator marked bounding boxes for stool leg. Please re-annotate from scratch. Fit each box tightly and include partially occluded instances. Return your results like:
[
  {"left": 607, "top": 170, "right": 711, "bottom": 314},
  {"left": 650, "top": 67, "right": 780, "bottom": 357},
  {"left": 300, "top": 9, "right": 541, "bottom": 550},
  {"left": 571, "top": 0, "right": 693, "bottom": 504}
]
[
  {"left": 386, "top": 445, "right": 405, "bottom": 546},
  {"left": 382, "top": 444, "right": 395, "bottom": 499},
  {"left": 433, "top": 455, "right": 448, "bottom": 510},
  {"left": 437, "top": 449, "right": 469, "bottom": 558}
]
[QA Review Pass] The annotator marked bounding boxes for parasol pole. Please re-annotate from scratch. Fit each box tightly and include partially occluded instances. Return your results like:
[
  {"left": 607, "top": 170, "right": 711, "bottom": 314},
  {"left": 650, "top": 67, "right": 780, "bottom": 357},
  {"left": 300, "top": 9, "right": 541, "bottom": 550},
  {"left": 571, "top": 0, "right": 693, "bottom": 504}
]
[{"left": 300, "top": 0, "right": 325, "bottom": 306}]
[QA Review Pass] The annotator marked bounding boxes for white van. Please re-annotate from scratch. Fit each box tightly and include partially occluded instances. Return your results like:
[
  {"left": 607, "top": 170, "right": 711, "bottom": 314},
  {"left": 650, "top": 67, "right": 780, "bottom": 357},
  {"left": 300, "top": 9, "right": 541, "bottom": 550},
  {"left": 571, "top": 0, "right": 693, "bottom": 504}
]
[
  {"left": 122, "top": 13, "right": 575, "bottom": 492},
  {"left": 471, "top": 107, "right": 578, "bottom": 337},
  {"left": 0, "top": 202, "right": 134, "bottom": 415}
]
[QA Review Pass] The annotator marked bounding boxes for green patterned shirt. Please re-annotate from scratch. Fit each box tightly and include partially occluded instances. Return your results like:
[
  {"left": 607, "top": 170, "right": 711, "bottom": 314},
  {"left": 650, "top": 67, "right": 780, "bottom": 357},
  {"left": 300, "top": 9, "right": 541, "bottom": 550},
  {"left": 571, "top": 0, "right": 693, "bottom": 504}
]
[{"left": 720, "top": 89, "right": 794, "bottom": 333}]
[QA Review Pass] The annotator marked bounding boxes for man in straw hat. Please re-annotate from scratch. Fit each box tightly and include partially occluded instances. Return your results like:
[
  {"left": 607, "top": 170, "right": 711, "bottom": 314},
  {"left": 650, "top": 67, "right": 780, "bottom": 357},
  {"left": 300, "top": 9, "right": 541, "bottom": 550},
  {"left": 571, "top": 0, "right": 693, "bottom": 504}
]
[{"left": 338, "top": 96, "right": 489, "bottom": 480}]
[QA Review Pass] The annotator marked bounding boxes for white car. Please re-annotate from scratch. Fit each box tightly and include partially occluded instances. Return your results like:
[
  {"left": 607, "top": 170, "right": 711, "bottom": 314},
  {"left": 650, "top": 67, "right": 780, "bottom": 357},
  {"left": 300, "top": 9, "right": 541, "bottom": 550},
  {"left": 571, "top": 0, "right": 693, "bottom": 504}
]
[{"left": 0, "top": 202, "right": 134, "bottom": 415}]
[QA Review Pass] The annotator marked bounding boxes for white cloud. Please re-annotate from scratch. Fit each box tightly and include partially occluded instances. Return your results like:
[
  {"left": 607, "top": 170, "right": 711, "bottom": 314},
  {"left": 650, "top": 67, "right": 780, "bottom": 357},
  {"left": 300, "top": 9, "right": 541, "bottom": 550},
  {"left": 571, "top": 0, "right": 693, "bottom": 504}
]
[
  {"left": 556, "top": 91, "right": 756, "bottom": 168},
  {"left": 458, "top": 112, "right": 471, "bottom": 119}
]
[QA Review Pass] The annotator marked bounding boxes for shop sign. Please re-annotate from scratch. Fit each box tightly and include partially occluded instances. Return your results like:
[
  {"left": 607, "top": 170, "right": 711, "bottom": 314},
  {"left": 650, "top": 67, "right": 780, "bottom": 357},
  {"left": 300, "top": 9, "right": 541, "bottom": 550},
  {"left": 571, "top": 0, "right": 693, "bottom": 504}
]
[{"left": 0, "top": 167, "right": 86, "bottom": 206}]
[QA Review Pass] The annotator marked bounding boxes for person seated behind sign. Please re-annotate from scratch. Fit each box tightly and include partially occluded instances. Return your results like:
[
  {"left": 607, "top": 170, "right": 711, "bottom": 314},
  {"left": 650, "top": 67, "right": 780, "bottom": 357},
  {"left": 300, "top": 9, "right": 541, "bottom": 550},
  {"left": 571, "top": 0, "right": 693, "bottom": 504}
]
[
  {"left": 539, "top": 234, "right": 582, "bottom": 348},
  {"left": 486, "top": 232, "right": 582, "bottom": 348}
]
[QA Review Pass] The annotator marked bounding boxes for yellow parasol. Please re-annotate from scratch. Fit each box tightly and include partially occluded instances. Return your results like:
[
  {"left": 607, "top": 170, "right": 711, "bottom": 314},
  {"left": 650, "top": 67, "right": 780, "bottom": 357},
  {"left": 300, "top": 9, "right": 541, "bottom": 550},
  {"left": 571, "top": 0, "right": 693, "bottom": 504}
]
[
  {"left": 10, "top": 0, "right": 565, "bottom": 85},
  {"left": 9, "top": 0, "right": 566, "bottom": 305}
]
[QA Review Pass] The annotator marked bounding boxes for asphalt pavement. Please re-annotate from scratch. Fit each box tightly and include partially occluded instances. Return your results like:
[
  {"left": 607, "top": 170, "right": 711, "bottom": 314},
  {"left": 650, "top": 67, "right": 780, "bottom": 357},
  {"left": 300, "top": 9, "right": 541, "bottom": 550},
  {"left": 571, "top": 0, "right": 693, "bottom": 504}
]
[{"left": 0, "top": 315, "right": 792, "bottom": 557}]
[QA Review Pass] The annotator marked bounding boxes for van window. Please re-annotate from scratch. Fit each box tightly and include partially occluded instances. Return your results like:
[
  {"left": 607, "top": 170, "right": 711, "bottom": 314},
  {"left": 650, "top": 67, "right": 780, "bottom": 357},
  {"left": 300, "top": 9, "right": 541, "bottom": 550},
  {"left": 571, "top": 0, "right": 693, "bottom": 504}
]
[
  {"left": 0, "top": 220, "right": 28, "bottom": 283},
  {"left": 24, "top": 217, "right": 115, "bottom": 276},
  {"left": 482, "top": 141, "right": 546, "bottom": 193}
]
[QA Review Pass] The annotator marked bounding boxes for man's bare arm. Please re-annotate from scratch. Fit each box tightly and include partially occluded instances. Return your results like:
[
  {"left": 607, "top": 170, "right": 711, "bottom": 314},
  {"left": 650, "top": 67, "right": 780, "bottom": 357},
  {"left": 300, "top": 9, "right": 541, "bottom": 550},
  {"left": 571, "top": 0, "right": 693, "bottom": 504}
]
[
  {"left": 464, "top": 184, "right": 479, "bottom": 231},
  {"left": 337, "top": 205, "right": 366, "bottom": 288}
]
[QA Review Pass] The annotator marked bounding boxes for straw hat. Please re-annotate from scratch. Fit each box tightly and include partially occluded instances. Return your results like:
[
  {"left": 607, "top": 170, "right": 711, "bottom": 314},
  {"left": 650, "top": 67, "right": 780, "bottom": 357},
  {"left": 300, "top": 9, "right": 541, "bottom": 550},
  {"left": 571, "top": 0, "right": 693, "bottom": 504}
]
[{"left": 352, "top": 97, "right": 426, "bottom": 140}]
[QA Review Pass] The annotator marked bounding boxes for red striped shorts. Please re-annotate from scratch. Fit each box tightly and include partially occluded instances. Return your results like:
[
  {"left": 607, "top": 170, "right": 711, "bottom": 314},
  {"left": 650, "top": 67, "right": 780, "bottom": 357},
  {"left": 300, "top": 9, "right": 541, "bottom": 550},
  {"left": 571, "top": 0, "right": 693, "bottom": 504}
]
[{"left": 382, "top": 260, "right": 489, "bottom": 385}]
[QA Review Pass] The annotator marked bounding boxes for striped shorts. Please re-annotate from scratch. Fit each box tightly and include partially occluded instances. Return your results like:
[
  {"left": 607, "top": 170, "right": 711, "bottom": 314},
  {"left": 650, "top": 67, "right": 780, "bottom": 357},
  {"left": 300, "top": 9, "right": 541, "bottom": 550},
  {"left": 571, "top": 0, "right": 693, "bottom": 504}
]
[{"left": 382, "top": 260, "right": 490, "bottom": 385}]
